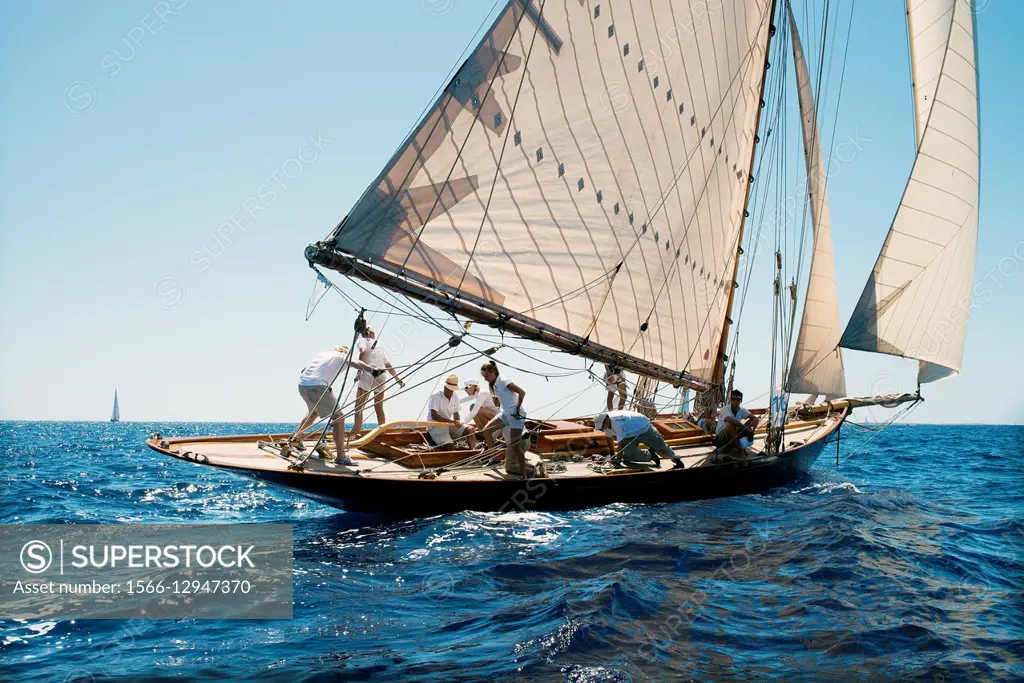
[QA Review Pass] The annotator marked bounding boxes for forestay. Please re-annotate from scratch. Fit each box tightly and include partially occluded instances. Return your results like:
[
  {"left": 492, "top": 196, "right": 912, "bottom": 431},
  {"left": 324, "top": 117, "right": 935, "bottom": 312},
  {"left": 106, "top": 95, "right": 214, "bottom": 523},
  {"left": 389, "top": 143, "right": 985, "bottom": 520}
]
[
  {"left": 841, "top": 0, "right": 980, "bottom": 383},
  {"left": 326, "top": 0, "right": 773, "bottom": 384},
  {"left": 784, "top": 2, "right": 846, "bottom": 398}
]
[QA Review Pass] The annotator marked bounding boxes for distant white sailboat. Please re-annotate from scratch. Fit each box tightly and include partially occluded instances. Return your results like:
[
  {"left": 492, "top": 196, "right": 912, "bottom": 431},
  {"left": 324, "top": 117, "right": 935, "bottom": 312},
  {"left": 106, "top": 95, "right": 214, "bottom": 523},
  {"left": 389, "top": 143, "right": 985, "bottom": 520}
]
[{"left": 110, "top": 390, "right": 120, "bottom": 423}]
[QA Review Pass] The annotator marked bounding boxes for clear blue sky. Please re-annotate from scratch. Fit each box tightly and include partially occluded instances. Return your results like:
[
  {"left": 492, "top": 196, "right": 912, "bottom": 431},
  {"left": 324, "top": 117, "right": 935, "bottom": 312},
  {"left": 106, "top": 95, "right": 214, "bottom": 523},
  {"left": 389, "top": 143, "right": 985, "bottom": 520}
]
[{"left": 1, "top": 1, "right": 1020, "bottom": 424}]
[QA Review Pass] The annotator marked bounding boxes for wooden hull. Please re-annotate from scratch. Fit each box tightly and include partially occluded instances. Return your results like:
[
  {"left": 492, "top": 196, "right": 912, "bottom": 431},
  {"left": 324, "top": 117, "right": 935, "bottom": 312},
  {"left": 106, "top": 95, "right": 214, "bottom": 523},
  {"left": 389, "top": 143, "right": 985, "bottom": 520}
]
[
  {"left": 238, "top": 438, "right": 832, "bottom": 514},
  {"left": 145, "top": 412, "right": 845, "bottom": 516}
]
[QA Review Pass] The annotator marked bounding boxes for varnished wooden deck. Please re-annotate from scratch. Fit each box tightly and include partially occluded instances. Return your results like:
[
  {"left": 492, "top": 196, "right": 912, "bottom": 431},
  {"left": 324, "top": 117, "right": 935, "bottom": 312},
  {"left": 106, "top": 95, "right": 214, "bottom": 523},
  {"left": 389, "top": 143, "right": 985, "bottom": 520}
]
[{"left": 150, "top": 418, "right": 836, "bottom": 483}]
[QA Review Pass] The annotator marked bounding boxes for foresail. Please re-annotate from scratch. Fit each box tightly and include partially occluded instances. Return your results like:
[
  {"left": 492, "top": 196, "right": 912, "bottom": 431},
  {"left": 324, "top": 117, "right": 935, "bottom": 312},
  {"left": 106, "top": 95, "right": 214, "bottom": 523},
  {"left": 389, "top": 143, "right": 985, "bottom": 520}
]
[
  {"left": 784, "top": 3, "right": 845, "bottom": 398},
  {"left": 326, "top": 0, "right": 773, "bottom": 384},
  {"left": 840, "top": 0, "right": 979, "bottom": 383}
]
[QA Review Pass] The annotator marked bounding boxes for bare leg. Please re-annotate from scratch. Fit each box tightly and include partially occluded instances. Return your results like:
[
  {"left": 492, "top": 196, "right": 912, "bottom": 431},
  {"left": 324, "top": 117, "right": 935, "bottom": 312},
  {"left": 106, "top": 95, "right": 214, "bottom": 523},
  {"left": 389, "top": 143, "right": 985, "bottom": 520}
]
[
  {"left": 373, "top": 390, "right": 386, "bottom": 426},
  {"left": 606, "top": 390, "right": 613, "bottom": 411},
  {"left": 505, "top": 426, "right": 526, "bottom": 475},
  {"left": 354, "top": 387, "right": 368, "bottom": 432},
  {"left": 331, "top": 415, "right": 346, "bottom": 461},
  {"left": 616, "top": 383, "right": 627, "bottom": 410},
  {"left": 297, "top": 410, "right": 318, "bottom": 436},
  {"left": 474, "top": 409, "right": 497, "bottom": 448}
]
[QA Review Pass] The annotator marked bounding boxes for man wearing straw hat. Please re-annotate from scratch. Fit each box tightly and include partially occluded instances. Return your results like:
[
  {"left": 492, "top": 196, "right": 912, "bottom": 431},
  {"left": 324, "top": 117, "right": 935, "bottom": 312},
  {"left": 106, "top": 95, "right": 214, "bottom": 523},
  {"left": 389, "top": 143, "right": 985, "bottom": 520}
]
[
  {"left": 295, "top": 345, "right": 378, "bottom": 465},
  {"left": 425, "top": 374, "right": 478, "bottom": 450}
]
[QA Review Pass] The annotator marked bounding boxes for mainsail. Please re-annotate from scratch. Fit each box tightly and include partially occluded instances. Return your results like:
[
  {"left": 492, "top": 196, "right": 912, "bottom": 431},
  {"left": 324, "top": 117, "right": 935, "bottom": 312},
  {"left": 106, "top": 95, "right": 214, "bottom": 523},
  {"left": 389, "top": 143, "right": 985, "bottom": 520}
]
[
  {"left": 784, "top": 2, "right": 845, "bottom": 398},
  {"left": 312, "top": 0, "right": 776, "bottom": 387},
  {"left": 840, "top": 0, "right": 980, "bottom": 383},
  {"left": 111, "top": 390, "right": 120, "bottom": 423}
]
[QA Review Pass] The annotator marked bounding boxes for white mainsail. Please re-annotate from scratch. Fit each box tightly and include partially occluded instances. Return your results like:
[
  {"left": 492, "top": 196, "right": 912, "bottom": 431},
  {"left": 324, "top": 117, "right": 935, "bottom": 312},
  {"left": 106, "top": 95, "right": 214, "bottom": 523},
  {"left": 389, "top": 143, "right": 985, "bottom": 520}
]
[
  {"left": 840, "top": 0, "right": 980, "bottom": 383},
  {"left": 326, "top": 0, "right": 774, "bottom": 384},
  {"left": 111, "top": 390, "right": 120, "bottom": 422},
  {"left": 784, "top": 2, "right": 845, "bottom": 398}
]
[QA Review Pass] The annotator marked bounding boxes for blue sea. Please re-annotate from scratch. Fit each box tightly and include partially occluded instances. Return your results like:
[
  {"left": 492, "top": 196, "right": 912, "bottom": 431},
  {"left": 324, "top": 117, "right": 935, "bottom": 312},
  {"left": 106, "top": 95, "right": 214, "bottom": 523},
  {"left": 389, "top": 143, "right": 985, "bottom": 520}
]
[{"left": 1, "top": 421, "right": 1021, "bottom": 681}]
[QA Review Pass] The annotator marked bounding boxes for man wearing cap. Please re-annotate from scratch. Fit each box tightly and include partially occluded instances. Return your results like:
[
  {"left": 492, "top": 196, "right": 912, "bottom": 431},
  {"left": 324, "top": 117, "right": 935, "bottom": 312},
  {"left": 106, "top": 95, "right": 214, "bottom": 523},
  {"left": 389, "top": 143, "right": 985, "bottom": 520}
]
[
  {"left": 425, "top": 374, "right": 479, "bottom": 450},
  {"left": 296, "top": 345, "right": 378, "bottom": 466},
  {"left": 460, "top": 378, "right": 497, "bottom": 447},
  {"left": 596, "top": 409, "right": 683, "bottom": 470}
]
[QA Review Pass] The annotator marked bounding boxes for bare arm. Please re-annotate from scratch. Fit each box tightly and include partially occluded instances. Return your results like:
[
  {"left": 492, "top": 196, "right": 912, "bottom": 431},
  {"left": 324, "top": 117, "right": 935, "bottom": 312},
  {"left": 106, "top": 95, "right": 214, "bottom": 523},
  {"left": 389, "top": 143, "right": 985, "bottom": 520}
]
[
  {"left": 385, "top": 362, "right": 400, "bottom": 380},
  {"left": 350, "top": 358, "right": 375, "bottom": 373},
  {"left": 508, "top": 382, "right": 526, "bottom": 409},
  {"left": 604, "top": 432, "right": 617, "bottom": 456}
]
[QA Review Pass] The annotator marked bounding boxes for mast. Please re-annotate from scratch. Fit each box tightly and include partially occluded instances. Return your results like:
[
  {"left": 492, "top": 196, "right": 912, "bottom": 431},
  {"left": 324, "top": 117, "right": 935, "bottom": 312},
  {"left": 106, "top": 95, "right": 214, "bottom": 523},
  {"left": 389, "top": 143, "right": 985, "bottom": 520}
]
[
  {"left": 711, "top": 0, "right": 779, "bottom": 388},
  {"left": 314, "top": 0, "right": 776, "bottom": 389}
]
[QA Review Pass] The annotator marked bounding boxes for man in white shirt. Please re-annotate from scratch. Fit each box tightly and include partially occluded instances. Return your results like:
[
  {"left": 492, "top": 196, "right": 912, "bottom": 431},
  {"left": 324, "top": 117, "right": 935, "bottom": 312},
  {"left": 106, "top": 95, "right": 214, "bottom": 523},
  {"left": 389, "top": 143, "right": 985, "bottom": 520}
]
[
  {"left": 595, "top": 410, "right": 683, "bottom": 470},
  {"left": 425, "top": 374, "right": 478, "bottom": 450},
  {"left": 353, "top": 325, "right": 404, "bottom": 432},
  {"left": 296, "top": 345, "right": 378, "bottom": 466},
  {"left": 460, "top": 378, "right": 497, "bottom": 447},
  {"left": 715, "top": 389, "right": 759, "bottom": 453}
]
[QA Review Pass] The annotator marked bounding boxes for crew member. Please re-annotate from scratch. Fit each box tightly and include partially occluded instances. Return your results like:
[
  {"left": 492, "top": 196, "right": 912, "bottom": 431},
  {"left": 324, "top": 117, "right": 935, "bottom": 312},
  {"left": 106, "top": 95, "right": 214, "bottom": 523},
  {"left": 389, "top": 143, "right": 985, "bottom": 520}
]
[
  {"left": 603, "top": 363, "right": 628, "bottom": 411},
  {"left": 716, "top": 389, "right": 758, "bottom": 453},
  {"left": 596, "top": 409, "right": 683, "bottom": 469},
  {"left": 352, "top": 324, "right": 404, "bottom": 432},
  {"left": 477, "top": 361, "right": 532, "bottom": 476},
  {"left": 425, "top": 374, "right": 477, "bottom": 450},
  {"left": 296, "top": 345, "right": 377, "bottom": 466},
  {"left": 461, "top": 378, "right": 497, "bottom": 447}
]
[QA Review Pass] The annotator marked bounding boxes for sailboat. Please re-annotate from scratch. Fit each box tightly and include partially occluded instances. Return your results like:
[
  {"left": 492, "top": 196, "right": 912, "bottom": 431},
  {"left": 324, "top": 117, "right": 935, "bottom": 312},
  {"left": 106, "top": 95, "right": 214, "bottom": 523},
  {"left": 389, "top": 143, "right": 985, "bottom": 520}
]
[
  {"left": 110, "top": 390, "right": 121, "bottom": 423},
  {"left": 147, "top": 0, "right": 979, "bottom": 514}
]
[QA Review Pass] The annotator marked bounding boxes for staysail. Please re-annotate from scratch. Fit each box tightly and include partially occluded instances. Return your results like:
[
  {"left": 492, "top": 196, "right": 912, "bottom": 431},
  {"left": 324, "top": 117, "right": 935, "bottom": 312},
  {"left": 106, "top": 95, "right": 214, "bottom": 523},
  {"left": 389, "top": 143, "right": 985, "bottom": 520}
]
[
  {"left": 111, "top": 390, "right": 120, "bottom": 422},
  {"left": 784, "top": 2, "right": 846, "bottom": 398},
  {"left": 311, "top": 0, "right": 775, "bottom": 387},
  {"left": 840, "top": 0, "right": 980, "bottom": 383}
]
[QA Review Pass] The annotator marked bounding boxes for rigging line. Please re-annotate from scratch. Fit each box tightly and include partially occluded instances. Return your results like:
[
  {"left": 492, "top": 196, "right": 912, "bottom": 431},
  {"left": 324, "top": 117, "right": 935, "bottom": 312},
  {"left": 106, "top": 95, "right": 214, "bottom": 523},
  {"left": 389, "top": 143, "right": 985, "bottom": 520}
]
[
  {"left": 617, "top": 6, "right": 779, "bottom": 368},
  {"left": 390, "top": 2, "right": 535, "bottom": 293},
  {"left": 451, "top": 0, "right": 549, "bottom": 298},
  {"left": 729, "top": 30, "right": 788, "bottom": 355},
  {"left": 470, "top": 337, "right": 590, "bottom": 372},
  {"left": 577, "top": 0, "right": 779, "bottom": 348},
  {"left": 837, "top": 400, "right": 920, "bottom": 465},
  {"left": 344, "top": 262, "right": 463, "bottom": 338},
  {"left": 539, "top": 383, "right": 594, "bottom": 421},
  {"left": 329, "top": 0, "right": 503, "bottom": 247},
  {"left": 303, "top": 338, "right": 461, "bottom": 431},
  {"left": 787, "top": 0, "right": 833, "bottom": 366},
  {"left": 458, "top": 336, "right": 588, "bottom": 379}
]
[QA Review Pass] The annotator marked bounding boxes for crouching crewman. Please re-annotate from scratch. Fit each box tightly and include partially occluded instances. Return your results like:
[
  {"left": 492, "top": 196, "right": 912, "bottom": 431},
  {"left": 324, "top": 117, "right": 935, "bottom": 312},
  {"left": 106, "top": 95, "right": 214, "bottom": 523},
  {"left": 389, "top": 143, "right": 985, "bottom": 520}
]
[{"left": 596, "top": 410, "right": 684, "bottom": 470}]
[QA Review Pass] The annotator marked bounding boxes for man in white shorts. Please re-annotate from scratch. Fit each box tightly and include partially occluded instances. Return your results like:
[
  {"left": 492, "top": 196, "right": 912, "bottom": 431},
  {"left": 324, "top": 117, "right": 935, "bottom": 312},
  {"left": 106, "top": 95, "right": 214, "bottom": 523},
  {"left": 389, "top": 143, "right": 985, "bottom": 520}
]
[
  {"left": 296, "top": 345, "right": 378, "bottom": 465},
  {"left": 716, "top": 389, "right": 759, "bottom": 454},
  {"left": 353, "top": 325, "right": 404, "bottom": 432},
  {"left": 425, "top": 374, "right": 478, "bottom": 450}
]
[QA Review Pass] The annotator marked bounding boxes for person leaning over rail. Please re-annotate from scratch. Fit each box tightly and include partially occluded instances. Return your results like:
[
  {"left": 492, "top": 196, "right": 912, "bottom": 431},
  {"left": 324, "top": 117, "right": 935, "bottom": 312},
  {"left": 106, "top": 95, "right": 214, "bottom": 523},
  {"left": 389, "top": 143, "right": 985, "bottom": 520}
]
[
  {"left": 460, "top": 378, "right": 497, "bottom": 448},
  {"left": 425, "top": 374, "right": 478, "bottom": 450},
  {"left": 295, "top": 345, "right": 379, "bottom": 465},
  {"left": 596, "top": 410, "right": 684, "bottom": 470},
  {"left": 476, "top": 360, "right": 534, "bottom": 477},
  {"left": 715, "top": 389, "right": 759, "bottom": 456},
  {"left": 352, "top": 323, "right": 404, "bottom": 433}
]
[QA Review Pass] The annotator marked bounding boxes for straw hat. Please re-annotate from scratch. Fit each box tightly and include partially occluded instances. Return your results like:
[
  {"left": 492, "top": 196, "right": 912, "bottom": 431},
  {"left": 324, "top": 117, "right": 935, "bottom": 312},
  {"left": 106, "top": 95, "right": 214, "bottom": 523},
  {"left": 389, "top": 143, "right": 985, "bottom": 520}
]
[{"left": 444, "top": 374, "right": 460, "bottom": 391}]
